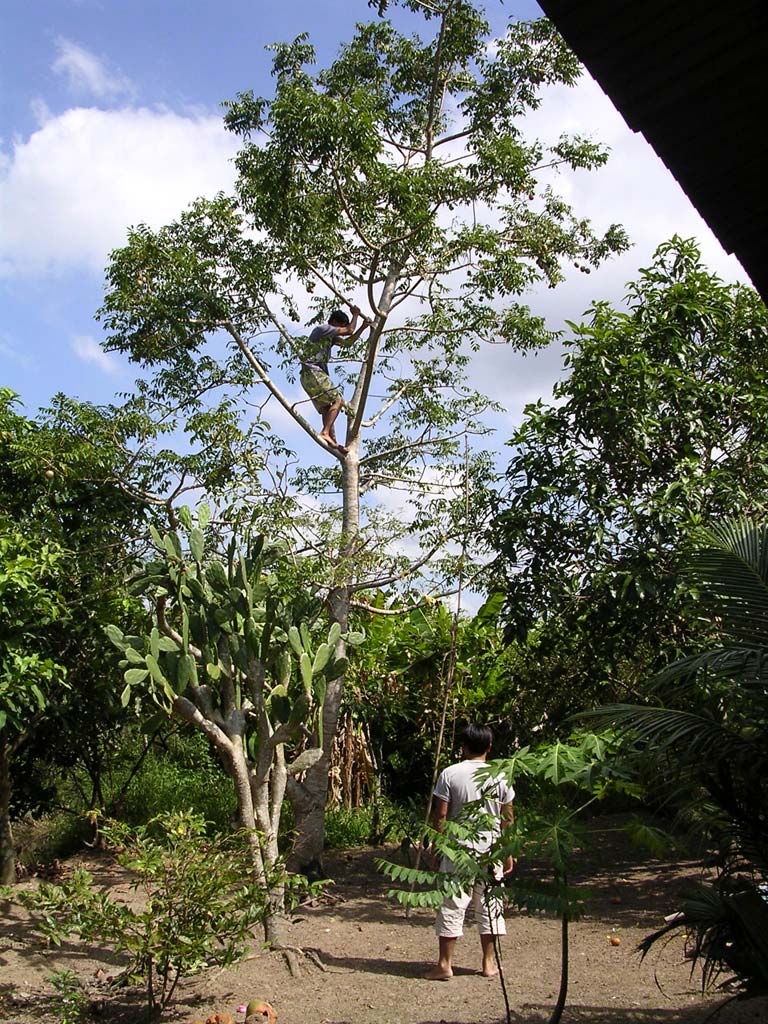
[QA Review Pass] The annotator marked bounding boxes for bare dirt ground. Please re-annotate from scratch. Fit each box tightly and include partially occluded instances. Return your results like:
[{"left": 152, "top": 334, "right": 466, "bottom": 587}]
[{"left": 2, "top": 818, "right": 767, "bottom": 1024}]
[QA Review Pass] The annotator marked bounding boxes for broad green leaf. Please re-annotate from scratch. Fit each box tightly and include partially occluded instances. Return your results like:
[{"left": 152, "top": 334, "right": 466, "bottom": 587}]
[
  {"left": 288, "top": 626, "right": 303, "bottom": 656},
  {"left": 177, "top": 505, "right": 193, "bottom": 530},
  {"left": 299, "top": 652, "right": 313, "bottom": 693},
  {"left": 145, "top": 653, "right": 168, "bottom": 686},
  {"left": 124, "top": 668, "right": 149, "bottom": 685},
  {"left": 312, "top": 642, "right": 332, "bottom": 674},
  {"left": 105, "top": 624, "right": 124, "bottom": 648},
  {"left": 189, "top": 528, "right": 205, "bottom": 563}
]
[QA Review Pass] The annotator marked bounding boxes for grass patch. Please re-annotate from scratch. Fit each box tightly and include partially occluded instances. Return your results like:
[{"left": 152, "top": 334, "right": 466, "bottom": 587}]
[
  {"left": 324, "top": 799, "right": 415, "bottom": 849},
  {"left": 14, "top": 811, "right": 90, "bottom": 868}
]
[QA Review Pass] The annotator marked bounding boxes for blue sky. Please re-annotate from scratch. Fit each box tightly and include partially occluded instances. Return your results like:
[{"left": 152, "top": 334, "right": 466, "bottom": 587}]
[{"left": 1, "top": 0, "right": 748, "bottom": 429}]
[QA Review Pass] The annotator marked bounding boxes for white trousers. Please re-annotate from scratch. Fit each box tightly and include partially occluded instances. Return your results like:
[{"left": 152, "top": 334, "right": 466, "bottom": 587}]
[{"left": 435, "top": 861, "right": 506, "bottom": 938}]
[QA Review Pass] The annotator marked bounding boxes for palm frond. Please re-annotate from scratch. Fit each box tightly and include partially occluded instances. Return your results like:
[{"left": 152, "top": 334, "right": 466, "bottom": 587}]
[
  {"left": 652, "top": 646, "right": 768, "bottom": 696},
  {"left": 586, "top": 704, "right": 764, "bottom": 764},
  {"left": 687, "top": 520, "right": 768, "bottom": 645},
  {"left": 639, "top": 881, "right": 768, "bottom": 996}
]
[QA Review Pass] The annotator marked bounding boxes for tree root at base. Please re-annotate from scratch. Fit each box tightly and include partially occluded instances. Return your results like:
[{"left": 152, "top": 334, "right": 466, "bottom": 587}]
[{"left": 275, "top": 945, "right": 327, "bottom": 977}]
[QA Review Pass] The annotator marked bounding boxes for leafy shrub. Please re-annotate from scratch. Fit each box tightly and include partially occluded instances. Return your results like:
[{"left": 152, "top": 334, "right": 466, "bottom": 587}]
[
  {"left": 115, "top": 750, "right": 236, "bottom": 829},
  {"left": 47, "top": 970, "right": 88, "bottom": 1024},
  {"left": 15, "top": 811, "right": 311, "bottom": 1017},
  {"left": 48, "top": 728, "right": 237, "bottom": 830}
]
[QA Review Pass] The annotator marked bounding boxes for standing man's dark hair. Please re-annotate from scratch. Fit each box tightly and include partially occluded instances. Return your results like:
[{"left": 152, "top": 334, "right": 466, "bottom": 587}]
[{"left": 460, "top": 724, "right": 493, "bottom": 757}]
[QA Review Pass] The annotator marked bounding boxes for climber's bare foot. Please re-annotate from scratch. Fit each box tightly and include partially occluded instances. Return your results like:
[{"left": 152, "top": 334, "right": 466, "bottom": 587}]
[{"left": 319, "top": 433, "right": 347, "bottom": 453}]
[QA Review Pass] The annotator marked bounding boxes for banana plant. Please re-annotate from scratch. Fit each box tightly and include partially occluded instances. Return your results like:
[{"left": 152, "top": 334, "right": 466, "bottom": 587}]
[{"left": 106, "top": 504, "right": 364, "bottom": 945}]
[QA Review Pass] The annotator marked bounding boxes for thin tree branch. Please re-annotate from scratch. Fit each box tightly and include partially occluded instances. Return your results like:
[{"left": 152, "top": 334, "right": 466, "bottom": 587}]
[
  {"left": 349, "top": 584, "right": 462, "bottom": 614},
  {"left": 424, "top": 6, "right": 450, "bottom": 161},
  {"left": 328, "top": 160, "right": 380, "bottom": 253},
  {"left": 172, "top": 693, "right": 233, "bottom": 750},
  {"left": 348, "top": 540, "right": 446, "bottom": 593},
  {"left": 156, "top": 597, "right": 203, "bottom": 659},
  {"left": 362, "top": 381, "right": 411, "bottom": 428},
  {"left": 359, "top": 428, "right": 473, "bottom": 466}
]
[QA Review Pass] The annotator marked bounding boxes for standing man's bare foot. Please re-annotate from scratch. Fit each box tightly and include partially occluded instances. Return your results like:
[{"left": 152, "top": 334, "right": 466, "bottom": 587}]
[
  {"left": 481, "top": 965, "right": 499, "bottom": 978},
  {"left": 423, "top": 966, "right": 453, "bottom": 981}
]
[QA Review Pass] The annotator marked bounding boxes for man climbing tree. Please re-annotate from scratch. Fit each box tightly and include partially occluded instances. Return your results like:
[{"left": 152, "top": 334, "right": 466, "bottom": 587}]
[
  {"left": 100, "top": 0, "right": 628, "bottom": 868},
  {"left": 300, "top": 305, "right": 368, "bottom": 453}
]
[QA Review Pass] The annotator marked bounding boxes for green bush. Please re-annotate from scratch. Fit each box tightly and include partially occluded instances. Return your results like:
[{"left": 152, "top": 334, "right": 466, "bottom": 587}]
[
  {"left": 48, "top": 728, "right": 238, "bottom": 831},
  {"left": 47, "top": 970, "right": 88, "bottom": 1024},
  {"left": 15, "top": 811, "right": 310, "bottom": 1017}
]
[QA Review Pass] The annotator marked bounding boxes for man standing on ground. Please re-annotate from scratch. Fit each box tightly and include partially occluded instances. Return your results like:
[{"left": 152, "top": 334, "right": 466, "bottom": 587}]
[
  {"left": 299, "top": 306, "right": 367, "bottom": 452},
  {"left": 425, "top": 723, "right": 515, "bottom": 981}
]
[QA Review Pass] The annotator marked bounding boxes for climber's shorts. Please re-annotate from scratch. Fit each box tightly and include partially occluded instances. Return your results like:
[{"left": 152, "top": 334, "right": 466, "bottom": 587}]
[{"left": 300, "top": 365, "right": 342, "bottom": 413}]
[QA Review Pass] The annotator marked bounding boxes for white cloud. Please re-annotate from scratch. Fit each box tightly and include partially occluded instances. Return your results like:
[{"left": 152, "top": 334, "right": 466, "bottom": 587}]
[
  {"left": 0, "top": 334, "right": 32, "bottom": 369},
  {"left": 0, "top": 106, "right": 239, "bottom": 276},
  {"left": 52, "top": 38, "right": 135, "bottom": 101},
  {"left": 522, "top": 74, "right": 748, "bottom": 286},
  {"left": 71, "top": 333, "right": 118, "bottom": 373},
  {"left": 461, "top": 73, "right": 752, "bottom": 428}
]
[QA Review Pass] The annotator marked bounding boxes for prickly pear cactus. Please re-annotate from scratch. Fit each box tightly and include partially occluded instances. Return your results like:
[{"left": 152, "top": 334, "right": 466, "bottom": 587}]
[{"left": 105, "top": 504, "right": 364, "bottom": 795}]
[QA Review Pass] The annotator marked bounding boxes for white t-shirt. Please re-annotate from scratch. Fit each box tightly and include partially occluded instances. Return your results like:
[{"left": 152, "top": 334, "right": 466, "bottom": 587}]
[{"left": 433, "top": 758, "right": 515, "bottom": 853}]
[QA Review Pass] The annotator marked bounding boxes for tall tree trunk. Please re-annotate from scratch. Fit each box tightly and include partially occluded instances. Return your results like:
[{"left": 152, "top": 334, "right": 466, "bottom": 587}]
[
  {"left": 288, "top": 266, "right": 399, "bottom": 871},
  {"left": 0, "top": 743, "right": 16, "bottom": 885},
  {"left": 287, "top": 589, "right": 349, "bottom": 872},
  {"left": 288, "top": 461, "right": 356, "bottom": 871}
]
